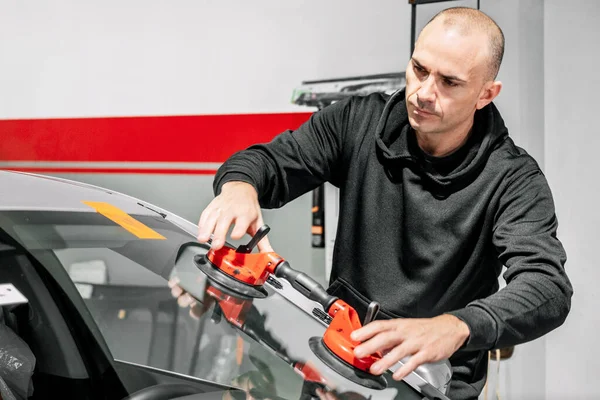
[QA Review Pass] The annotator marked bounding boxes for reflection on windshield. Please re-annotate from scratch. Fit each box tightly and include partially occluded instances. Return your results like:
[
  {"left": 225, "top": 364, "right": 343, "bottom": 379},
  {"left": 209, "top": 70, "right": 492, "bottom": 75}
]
[
  {"left": 1, "top": 211, "right": 419, "bottom": 400},
  {"left": 0, "top": 211, "right": 309, "bottom": 399}
]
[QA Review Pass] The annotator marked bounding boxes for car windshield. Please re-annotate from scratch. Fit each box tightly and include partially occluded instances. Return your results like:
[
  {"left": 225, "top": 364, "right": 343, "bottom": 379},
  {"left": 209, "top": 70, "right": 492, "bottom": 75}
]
[{"left": 0, "top": 209, "right": 423, "bottom": 400}]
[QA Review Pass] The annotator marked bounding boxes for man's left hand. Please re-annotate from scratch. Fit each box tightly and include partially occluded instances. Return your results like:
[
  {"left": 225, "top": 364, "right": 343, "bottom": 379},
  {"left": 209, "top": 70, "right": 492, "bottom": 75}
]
[{"left": 351, "top": 314, "right": 470, "bottom": 381}]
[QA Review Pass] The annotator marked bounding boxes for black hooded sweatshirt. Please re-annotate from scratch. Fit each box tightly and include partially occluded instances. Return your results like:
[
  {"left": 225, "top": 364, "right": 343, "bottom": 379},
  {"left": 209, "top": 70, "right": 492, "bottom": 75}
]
[{"left": 213, "top": 89, "right": 573, "bottom": 400}]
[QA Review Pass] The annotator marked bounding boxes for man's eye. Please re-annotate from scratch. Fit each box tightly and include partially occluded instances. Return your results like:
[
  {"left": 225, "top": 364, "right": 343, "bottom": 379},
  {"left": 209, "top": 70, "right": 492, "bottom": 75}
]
[
  {"left": 414, "top": 65, "right": 425, "bottom": 74},
  {"left": 444, "top": 79, "right": 458, "bottom": 87}
]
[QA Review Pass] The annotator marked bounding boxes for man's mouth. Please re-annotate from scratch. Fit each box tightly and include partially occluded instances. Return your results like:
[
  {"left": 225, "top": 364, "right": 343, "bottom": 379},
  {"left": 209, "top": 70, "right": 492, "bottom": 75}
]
[{"left": 412, "top": 105, "right": 435, "bottom": 117}]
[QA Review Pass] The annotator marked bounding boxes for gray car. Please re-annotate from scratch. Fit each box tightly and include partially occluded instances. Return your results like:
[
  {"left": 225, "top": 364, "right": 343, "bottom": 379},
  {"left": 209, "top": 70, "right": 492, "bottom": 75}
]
[{"left": 0, "top": 170, "right": 451, "bottom": 400}]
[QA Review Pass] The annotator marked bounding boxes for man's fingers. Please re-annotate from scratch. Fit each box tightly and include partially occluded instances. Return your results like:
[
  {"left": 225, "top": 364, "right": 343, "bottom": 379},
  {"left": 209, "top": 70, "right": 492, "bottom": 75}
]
[
  {"left": 369, "top": 343, "right": 416, "bottom": 375},
  {"left": 354, "top": 330, "right": 400, "bottom": 359},
  {"left": 211, "top": 215, "right": 234, "bottom": 250},
  {"left": 392, "top": 352, "right": 427, "bottom": 381},
  {"left": 351, "top": 320, "right": 393, "bottom": 342},
  {"left": 170, "top": 285, "right": 184, "bottom": 299},
  {"left": 230, "top": 216, "right": 251, "bottom": 240},
  {"left": 177, "top": 293, "right": 196, "bottom": 308},
  {"left": 198, "top": 207, "right": 219, "bottom": 243}
]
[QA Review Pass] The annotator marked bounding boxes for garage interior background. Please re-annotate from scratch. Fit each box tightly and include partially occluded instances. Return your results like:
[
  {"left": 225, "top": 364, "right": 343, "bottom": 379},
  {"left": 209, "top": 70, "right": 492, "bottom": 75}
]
[{"left": 0, "top": 0, "right": 597, "bottom": 399}]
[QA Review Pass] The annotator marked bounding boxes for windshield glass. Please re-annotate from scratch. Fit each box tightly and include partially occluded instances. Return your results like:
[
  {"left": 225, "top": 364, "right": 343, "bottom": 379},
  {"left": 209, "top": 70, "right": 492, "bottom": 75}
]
[{"left": 0, "top": 209, "right": 422, "bottom": 400}]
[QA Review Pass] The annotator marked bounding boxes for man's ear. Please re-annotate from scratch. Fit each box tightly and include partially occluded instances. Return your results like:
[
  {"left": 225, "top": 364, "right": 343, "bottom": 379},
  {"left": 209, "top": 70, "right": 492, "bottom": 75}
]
[{"left": 476, "top": 81, "right": 502, "bottom": 110}]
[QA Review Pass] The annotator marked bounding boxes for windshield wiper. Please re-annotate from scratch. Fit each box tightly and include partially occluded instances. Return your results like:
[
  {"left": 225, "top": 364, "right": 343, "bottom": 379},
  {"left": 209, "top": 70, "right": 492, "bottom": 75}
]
[{"left": 137, "top": 202, "right": 167, "bottom": 219}]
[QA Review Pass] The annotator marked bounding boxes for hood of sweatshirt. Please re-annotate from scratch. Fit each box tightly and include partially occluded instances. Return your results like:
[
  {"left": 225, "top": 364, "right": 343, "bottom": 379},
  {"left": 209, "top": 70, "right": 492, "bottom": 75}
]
[{"left": 375, "top": 88, "right": 509, "bottom": 196}]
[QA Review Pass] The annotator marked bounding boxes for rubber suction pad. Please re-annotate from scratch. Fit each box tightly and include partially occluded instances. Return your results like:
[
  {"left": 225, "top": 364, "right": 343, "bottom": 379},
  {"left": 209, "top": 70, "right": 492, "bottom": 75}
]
[
  {"left": 308, "top": 337, "right": 387, "bottom": 390},
  {"left": 194, "top": 254, "right": 268, "bottom": 300}
]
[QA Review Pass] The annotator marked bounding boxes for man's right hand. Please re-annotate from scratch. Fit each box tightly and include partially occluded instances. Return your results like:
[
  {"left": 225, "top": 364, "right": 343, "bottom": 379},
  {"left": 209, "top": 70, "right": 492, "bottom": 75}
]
[{"left": 197, "top": 181, "right": 273, "bottom": 252}]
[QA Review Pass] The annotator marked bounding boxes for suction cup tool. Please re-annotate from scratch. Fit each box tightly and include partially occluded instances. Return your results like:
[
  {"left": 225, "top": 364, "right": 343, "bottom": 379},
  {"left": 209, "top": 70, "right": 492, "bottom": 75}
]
[
  {"left": 309, "top": 337, "right": 387, "bottom": 390},
  {"left": 194, "top": 254, "right": 268, "bottom": 299}
]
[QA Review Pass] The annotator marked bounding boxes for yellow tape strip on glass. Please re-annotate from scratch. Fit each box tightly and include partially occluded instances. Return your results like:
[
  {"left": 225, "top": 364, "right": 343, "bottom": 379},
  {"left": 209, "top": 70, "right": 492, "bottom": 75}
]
[{"left": 82, "top": 201, "right": 166, "bottom": 240}]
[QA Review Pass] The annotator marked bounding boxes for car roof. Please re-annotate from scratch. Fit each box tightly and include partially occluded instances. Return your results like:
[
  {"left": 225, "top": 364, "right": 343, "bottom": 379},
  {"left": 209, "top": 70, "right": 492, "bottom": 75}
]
[{"left": 0, "top": 170, "right": 164, "bottom": 217}]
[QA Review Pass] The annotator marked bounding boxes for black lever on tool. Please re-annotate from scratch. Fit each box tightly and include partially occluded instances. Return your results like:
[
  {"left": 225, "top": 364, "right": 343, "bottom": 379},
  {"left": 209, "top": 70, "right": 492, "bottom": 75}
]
[
  {"left": 236, "top": 225, "right": 271, "bottom": 253},
  {"left": 363, "top": 301, "right": 380, "bottom": 326}
]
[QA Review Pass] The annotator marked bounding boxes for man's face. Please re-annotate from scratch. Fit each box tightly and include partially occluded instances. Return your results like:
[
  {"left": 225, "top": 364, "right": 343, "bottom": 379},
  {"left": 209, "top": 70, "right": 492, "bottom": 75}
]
[{"left": 405, "top": 21, "right": 492, "bottom": 136}]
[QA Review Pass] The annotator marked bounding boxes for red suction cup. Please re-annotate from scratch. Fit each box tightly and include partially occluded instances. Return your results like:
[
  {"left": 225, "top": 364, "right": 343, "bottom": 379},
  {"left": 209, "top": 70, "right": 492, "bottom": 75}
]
[{"left": 310, "top": 300, "right": 387, "bottom": 389}]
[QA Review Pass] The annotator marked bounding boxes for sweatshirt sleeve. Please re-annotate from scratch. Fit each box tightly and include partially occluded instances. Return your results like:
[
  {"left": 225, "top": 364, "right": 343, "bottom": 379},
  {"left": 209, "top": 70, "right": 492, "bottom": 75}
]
[
  {"left": 213, "top": 97, "right": 354, "bottom": 208},
  {"left": 447, "top": 165, "right": 573, "bottom": 351}
]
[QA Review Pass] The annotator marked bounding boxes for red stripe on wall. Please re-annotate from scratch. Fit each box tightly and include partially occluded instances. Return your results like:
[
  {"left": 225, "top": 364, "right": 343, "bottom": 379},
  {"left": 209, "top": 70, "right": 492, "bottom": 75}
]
[
  {"left": 0, "top": 167, "right": 219, "bottom": 175},
  {"left": 0, "top": 113, "right": 313, "bottom": 163}
]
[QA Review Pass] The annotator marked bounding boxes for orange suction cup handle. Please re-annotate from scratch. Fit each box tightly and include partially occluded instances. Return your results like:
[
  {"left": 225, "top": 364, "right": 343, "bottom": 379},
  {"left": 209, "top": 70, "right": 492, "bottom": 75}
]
[{"left": 323, "top": 300, "right": 382, "bottom": 372}]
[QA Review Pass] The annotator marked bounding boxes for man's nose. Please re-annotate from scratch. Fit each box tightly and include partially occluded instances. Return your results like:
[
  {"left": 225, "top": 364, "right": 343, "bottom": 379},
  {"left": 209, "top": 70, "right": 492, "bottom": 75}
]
[{"left": 417, "top": 76, "right": 436, "bottom": 106}]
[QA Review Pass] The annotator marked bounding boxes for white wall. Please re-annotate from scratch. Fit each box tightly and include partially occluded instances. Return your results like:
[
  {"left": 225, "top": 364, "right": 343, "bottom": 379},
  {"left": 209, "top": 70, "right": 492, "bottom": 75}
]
[
  {"left": 0, "top": 0, "right": 409, "bottom": 119},
  {"left": 544, "top": 1, "right": 600, "bottom": 399}
]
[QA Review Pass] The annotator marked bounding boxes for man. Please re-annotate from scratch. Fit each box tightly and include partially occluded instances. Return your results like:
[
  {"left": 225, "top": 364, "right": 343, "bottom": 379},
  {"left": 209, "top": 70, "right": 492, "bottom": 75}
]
[{"left": 193, "top": 7, "right": 572, "bottom": 399}]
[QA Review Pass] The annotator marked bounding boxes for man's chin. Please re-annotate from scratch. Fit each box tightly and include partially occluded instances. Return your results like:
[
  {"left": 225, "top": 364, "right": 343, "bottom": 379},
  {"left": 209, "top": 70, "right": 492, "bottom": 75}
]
[{"left": 408, "top": 117, "right": 440, "bottom": 134}]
